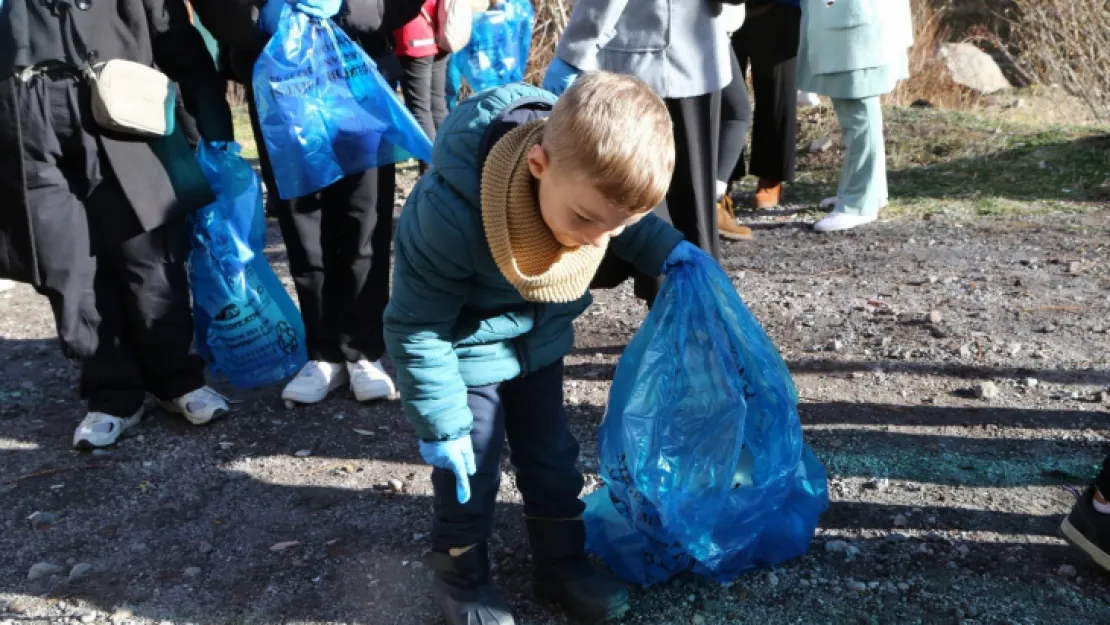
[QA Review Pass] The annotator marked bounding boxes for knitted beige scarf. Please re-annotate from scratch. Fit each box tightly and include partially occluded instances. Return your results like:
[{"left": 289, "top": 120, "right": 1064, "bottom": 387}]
[{"left": 480, "top": 120, "right": 606, "bottom": 303}]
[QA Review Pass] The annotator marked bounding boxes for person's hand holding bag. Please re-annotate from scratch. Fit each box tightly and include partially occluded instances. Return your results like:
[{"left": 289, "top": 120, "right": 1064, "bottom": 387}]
[
  {"left": 542, "top": 57, "right": 582, "bottom": 96},
  {"left": 290, "top": 0, "right": 343, "bottom": 19},
  {"left": 419, "top": 436, "right": 477, "bottom": 503}
]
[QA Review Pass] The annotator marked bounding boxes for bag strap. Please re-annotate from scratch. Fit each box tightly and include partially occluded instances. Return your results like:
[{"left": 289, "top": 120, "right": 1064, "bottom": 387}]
[{"left": 476, "top": 96, "right": 553, "bottom": 181}]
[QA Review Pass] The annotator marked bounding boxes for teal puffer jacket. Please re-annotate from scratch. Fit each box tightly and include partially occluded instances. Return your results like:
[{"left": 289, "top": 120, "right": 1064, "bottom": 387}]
[{"left": 383, "top": 83, "right": 683, "bottom": 442}]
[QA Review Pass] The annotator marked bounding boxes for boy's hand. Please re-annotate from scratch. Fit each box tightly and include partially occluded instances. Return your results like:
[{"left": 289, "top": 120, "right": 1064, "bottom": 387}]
[
  {"left": 543, "top": 58, "right": 581, "bottom": 96},
  {"left": 419, "top": 436, "right": 477, "bottom": 503}
]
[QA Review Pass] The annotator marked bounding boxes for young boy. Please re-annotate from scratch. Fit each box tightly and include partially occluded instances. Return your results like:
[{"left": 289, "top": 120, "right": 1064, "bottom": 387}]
[{"left": 384, "top": 73, "right": 690, "bottom": 624}]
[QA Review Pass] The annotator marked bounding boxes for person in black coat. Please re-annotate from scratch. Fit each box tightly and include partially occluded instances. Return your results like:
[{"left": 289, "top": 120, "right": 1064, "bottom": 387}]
[
  {"left": 0, "top": 0, "right": 235, "bottom": 448},
  {"left": 191, "top": 0, "right": 425, "bottom": 409}
]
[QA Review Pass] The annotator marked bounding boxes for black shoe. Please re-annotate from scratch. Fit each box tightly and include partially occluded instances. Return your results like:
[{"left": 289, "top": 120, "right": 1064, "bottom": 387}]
[
  {"left": 526, "top": 519, "right": 630, "bottom": 622},
  {"left": 1061, "top": 486, "right": 1110, "bottom": 572},
  {"left": 426, "top": 544, "right": 516, "bottom": 625}
]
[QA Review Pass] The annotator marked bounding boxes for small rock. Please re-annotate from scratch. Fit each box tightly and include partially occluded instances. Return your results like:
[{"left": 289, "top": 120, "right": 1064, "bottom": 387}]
[
  {"left": 27, "top": 511, "right": 57, "bottom": 529},
  {"left": 828, "top": 339, "right": 844, "bottom": 352},
  {"left": 927, "top": 275, "right": 939, "bottom": 284},
  {"left": 77, "top": 611, "right": 96, "bottom": 624},
  {"left": 926, "top": 310, "right": 943, "bottom": 324},
  {"left": 69, "top": 563, "right": 93, "bottom": 581},
  {"left": 947, "top": 561, "right": 960, "bottom": 570},
  {"left": 847, "top": 580, "right": 868, "bottom": 593},
  {"left": 8, "top": 602, "right": 30, "bottom": 615},
  {"left": 111, "top": 609, "right": 134, "bottom": 623},
  {"left": 183, "top": 566, "right": 202, "bottom": 578},
  {"left": 766, "top": 571, "right": 779, "bottom": 587},
  {"left": 388, "top": 479, "right": 405, "bottom": 493},
  {"left": 892, "top": 514, "right": 909, "bottom": 528},
  {"left": 1008, "top": 342, "right": 1022, "bottom": 356},
  {"left": 958, "top": 344, "right": 973, "bottom": 359},
  {"left": 1023, "top": 377, "right": 1039, "bottom": 388},
  {"left": 28, "top": 562, "right": 65, "bottom": 581},
  {"left": 808, "top": 136, "right": 834, "bottom": 153},
  {"left": 1067, "top": 261, "right": 1081, "bottom": 274},
  {"left": 976, "top": 381, "right": 1000, "bottom": 400},
  {"left": 1100, "top": 391, "right": 1110, "bottom": 405},
  {"left": 692, "top": 615, "right": 707, "bottom": 625},
  {"left": 199, "top": 542, "right": 213, "bottom": 554},
  {"left": 898, "top": 582, "right": 911, "bottom": 592},
  {"left": 1058, "top": 564, "right": 1078, "bottom": 578},
  {"left": 293, "top": 449, "right": 312, "bottom": 458}
]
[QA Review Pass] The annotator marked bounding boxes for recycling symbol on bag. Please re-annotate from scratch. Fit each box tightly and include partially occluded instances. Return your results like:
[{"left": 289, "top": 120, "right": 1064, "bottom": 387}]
[{"left": 275, "top": 321, "right": 299, "bottom": 355}]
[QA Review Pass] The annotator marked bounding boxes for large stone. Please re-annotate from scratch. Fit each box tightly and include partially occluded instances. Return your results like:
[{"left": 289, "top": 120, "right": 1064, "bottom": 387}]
[{"left": 937, "top": 43, "right": 1012, "bottom": 94}]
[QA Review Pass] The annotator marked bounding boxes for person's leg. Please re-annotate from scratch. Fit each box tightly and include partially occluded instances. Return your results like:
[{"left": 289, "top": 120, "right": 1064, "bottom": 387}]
[
  {"left": 113, "top": 214, "right": 228, "bottom": 424},
  {"left": 748, "top": 4, "right": 801, "bottom": 208},
  {"left": 717, "top": 46, "right": 751, "bottom": 196},
  {"left": 428, "top": 382, "right": 515, "bottom": 625},
  {"left": 715, "top": 46, "right": 755, "bottom": 242},
  {"left": 815, "top": 97, "right": 883, "bottom": 233},
  {"left": 502, "top": 360, "right": 629, "bottom": 621},
  {"left": 319, "top": 165, "right": 396, "bottom": 401},
  {"left": 633, "top": 91, "right": 721, "bottom": 304},
  {"left": 399, "top": 54, "right": 436, "bottom": 142},
  {"left": 431, "top": 53, "right": 450, "bottom": 132},
  {"left": 730, "top": 28, "right": 753, "bottom": 182}
]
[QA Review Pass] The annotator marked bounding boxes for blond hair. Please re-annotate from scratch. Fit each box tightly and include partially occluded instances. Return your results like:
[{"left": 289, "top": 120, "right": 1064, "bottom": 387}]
[{"left": 543, "top": 71, "right": 675, "bottom": 214}]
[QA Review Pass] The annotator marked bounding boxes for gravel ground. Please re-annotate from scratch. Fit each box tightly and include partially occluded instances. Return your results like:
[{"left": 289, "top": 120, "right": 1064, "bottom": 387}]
[{"left": 2, "top": 204, "right": 1109, "bottom": 625}]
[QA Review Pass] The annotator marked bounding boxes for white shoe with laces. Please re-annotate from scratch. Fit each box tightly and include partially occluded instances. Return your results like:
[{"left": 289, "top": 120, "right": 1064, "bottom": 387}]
[
  {"left": 73, "top": 407, "right": 144, "bottom": 449},
  {"left": 348, "top": 360, "right": 396, "bottom": 402},
  {"left": 161, "top": 386, "right": 230, "bottom": 425},
  {"left": 282, "top": 361, "right": 348, "bottom": 407}
]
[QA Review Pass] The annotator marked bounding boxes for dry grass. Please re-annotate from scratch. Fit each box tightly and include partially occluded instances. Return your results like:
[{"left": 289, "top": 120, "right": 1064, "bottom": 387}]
[
  {"left": 523, "top": 0, "right": 570, "bottom": 85},
  {"left": 888, "top": 0, "right": 981, "bottom": 109},
  {"left": 988, "top": 0, "right": 1110, "bottom": 121}
]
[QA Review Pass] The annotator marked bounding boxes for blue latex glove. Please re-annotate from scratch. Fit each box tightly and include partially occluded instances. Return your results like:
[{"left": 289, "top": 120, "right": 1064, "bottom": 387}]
[
  {"left": 419, "top": 436, "right": 477, "bottom": 504},
  {"left": 542, "top": 57, "right": 581, "bottom": 96},
  {"left": 259, "top": 0, "right": 285, "bottom": 35},
  {"left": 660, "top": 240, "right": 710, "bottom": 275},
  {"left": 291, "top": 0, "right": 342, "bottom": 19}
]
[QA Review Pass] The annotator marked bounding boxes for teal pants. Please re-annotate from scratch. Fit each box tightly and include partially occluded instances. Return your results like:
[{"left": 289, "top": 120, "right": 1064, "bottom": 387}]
[{"left": 832, "top": 96, "right": 887, "bottom": 217}]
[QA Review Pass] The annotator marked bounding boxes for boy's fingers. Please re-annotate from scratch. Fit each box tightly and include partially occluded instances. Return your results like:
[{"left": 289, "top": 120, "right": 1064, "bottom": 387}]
[{"left": 454, "top": 468, "right": 471, "bottom": 504}]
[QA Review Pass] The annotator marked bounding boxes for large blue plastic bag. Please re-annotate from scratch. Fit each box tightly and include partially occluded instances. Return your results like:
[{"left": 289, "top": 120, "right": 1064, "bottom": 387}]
[
  {"left": 253, "top": 8, "right": 433, "bottom": 199},
  {"left": 188, "top": 142, "right": 308, "bottom": 389},
  {"left": 446, "top": 0, "right": 535, "bottom": 107},
  {"left": 583, "top": 247, "right": 829, "bottom": 587}
]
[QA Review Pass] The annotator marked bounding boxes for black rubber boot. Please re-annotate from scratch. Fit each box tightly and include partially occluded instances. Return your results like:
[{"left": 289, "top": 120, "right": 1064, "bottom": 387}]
[
  {"left": 526, "top": 518, "right": 630, "bottom": 622},
  {"left": 425, "top": 543, "right": 516, "bottom": 625}
]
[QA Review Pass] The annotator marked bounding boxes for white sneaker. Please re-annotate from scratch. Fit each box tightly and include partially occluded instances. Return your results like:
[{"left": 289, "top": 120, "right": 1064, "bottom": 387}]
[
  {"left": 73, "top": 408, "right": 144, "bottom": 449},
  {"left": 348, "top": 360, "right": 396, "bottom": 402},
  {"left": 281, "top": 361, "right": 348, "bottom": 406},
  {"left": 814, "top": 211, "right": 878, "bottom": 233},
  {"left": 161, "top": 386, "right": 230, "bottom": 425}
]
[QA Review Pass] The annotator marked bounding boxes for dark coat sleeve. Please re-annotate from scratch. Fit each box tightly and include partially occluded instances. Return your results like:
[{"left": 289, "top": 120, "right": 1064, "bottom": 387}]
[
  {"left": 188, "top": 0, "right": 269, "bottom": 52},
  {"left": 337, "top": 0, "right": 425, "bottom": 35},
  {"left": 144, "top": 0, "right": 234, "bottom": 141}
]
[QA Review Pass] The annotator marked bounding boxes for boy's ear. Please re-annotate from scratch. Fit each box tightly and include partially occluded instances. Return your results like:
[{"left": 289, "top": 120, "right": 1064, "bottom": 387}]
[{"left": 526, "top": 144, "right": 551, "bottom": 179}]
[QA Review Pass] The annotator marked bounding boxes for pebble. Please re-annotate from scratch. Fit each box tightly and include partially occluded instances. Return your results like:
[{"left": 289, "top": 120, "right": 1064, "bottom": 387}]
[
  {"left": 1067, "top": 261, "right": 1081, "bottom": 274},
  {"left": 1100, "top": 391, "right": 1110, "bottom": 405},
  {"left": 1008, "top": 342, "right": 1022, "bottom": 356},
  {"left": 692, "top": 615, "right": 707, "bottom": 625},
  {"left": 110, "top": 609, "right": 134, "bottom": 623},
  {"left": 846, "top": 580, "right": 868, "bottom": 592},
  {"left": 898, "top": 582, "right": 911, "bottom": 592},
  {"left": 766, "top": 571, "right": 779, "bottom": 587},
  {"left": 388, "top": 479, "right": 405, "bottom": 493},
  {"left": 958, "top": 344, "right": 973, "bottom": 358},
  {"left": 183, "top": 566, "right": 202, "bottom": 578},
  {"left": 199, "top": 542, "right": 213, "bottom": 554},
  {"left": 947, "top": 561, "right": 960, "bottom": 570},
  {"left": 69, "top": 563, "right": 92, "bottom": 581},
  {"left": 77, "top": 610, "right": 96, "bottom": 624},
  {"left": 828, "top": 339, "right": 844, "bottom": 352},
  {"left": 892, "top": 514, "right": 909, "bottom": 528},
  {"left": 926, "top": 310, "right": 943, "bottom": 324},
  {"left": 1023, "top": 377, "right": 1039, "bottom": 388},
  {"left": 976, "top": 381, "right": 1000, "bottom": 400},
  {"left": 27, "top": 511, "right": 57, "bottom": 529},
  {"left": 293, "top": 449, "right": 312, "bottom": 458},
  {"left": 1058, "top": 564, "right": 1077, "bottom": 578},
  {"left": 27, "top": 562, "right": 65, "bottom": 581}
]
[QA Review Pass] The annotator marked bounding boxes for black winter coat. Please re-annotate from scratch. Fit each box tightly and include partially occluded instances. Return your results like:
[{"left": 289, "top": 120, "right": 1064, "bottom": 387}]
[{"left": 0, "top": 0, "right": 233, "bottom": 284}]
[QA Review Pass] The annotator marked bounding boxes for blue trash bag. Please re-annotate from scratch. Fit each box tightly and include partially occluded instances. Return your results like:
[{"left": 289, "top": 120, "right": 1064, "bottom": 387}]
[
  {"left": 188, "top": 142, "right": 308, "bottom": 389},
  {"left": 583, "top": 246, "right": 829, "bottom": 587},
  {"left": 253, "top": 6, "right": 433, "bottom": 199},
  {"left": 446, "top": 0, "right": 534, "bottom": 107}
]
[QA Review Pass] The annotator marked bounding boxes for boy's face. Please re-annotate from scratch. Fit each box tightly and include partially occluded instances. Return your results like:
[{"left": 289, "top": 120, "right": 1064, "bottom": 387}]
[{"left": 527, "top": 144, "right": 646, "bottom": 248}]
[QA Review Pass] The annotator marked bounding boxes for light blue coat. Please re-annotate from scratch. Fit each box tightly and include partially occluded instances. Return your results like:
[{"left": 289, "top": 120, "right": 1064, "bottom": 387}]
[
  {"left": 796, "top": 0, "right": 913, "bottom": 99},
  {"left": 554, "top": 0, "right": 731, "bottom": 99}
]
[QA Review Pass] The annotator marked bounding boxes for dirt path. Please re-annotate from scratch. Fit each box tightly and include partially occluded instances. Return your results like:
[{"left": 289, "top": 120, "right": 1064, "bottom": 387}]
[{"left": 2, "top": 209, "right": 1109, "bottom": 625}]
